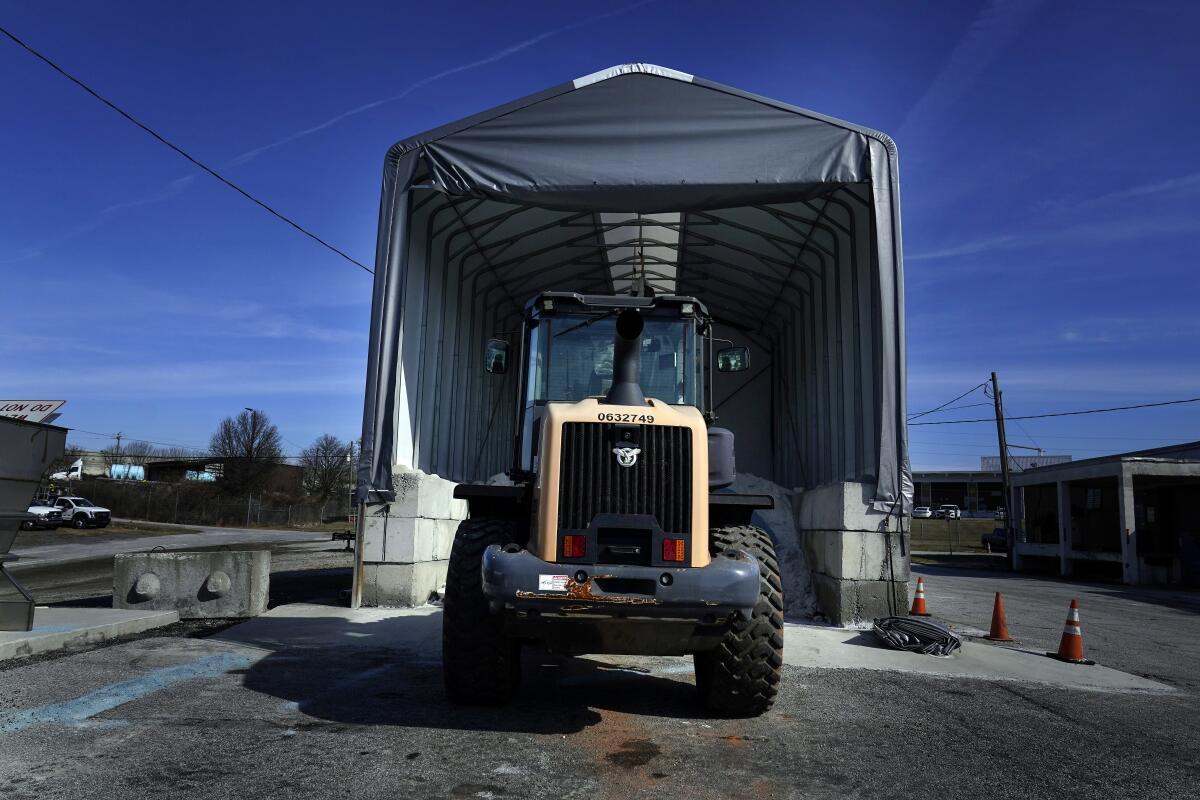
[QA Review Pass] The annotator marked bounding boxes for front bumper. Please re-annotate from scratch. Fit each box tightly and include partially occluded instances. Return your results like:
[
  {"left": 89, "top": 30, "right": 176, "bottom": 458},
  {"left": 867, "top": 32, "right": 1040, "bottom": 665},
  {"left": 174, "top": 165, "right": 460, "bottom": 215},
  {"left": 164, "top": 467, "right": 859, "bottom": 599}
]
[{"left": 481, "top": 545, "right": 760, "bottom": 622}]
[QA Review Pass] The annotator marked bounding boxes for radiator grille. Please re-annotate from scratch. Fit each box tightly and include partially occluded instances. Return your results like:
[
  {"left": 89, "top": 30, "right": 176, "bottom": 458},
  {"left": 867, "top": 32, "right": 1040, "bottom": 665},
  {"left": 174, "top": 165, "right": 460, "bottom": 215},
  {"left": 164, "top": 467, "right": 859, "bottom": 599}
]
[{"left": 557, "top": 422, "right": 692, "bottom": 534}]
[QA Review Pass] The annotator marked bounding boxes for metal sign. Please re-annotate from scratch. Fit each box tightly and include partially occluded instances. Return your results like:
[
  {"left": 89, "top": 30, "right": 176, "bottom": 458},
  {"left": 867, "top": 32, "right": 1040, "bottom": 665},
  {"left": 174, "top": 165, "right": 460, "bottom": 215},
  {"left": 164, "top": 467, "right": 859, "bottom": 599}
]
[{"left": 0, "top": 400, "right": 66, "bottom": 423}]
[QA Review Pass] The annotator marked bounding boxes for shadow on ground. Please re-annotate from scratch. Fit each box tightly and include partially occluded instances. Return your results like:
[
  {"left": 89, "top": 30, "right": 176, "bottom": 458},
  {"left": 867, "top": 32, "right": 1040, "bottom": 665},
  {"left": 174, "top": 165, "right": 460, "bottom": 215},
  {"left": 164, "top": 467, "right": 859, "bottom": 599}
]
[
  {"left": 266, "top": 567, "right": 352, "bottom": 607},
  {"left": 228, "top": 612, "right": 712, "bottom": 735}
]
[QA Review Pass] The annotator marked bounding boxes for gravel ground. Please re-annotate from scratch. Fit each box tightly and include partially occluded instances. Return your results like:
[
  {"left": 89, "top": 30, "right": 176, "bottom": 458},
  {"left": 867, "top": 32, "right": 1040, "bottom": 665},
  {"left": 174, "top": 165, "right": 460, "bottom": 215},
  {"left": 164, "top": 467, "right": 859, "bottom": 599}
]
[
  {"left": 3, "top": 557, "right": 1199, "bottom": 798},
  {"left": 1, "top": 625, "right": 1197, "bottom": 799}
]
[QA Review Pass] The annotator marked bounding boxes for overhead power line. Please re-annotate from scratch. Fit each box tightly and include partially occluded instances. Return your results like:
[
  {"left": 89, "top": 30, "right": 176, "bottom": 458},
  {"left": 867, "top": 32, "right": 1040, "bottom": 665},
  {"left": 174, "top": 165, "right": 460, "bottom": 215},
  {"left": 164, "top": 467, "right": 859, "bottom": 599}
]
[
  {"left": 910, "top": 396, "right": 1200, "bottom": 426},
  {"left": 0, "top": 23, "right": 373, "bottom": 275},
  {"left": 907, "top": 382, "right": 988, "bottom": 421}
]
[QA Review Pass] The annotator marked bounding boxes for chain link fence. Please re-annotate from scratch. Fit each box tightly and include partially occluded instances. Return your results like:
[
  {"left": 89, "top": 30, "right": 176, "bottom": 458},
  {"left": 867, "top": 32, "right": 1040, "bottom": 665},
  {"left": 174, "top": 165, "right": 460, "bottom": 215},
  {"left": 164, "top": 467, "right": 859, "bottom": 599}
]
[{"left": 62, "top": 478, "right": 352, "bottom": 529}]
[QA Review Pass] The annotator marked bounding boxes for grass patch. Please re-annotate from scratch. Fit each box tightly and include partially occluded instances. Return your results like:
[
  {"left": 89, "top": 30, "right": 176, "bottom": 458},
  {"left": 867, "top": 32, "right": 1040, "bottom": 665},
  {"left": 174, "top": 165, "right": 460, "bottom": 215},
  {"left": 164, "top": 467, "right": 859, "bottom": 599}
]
[{"left": 910, "top": 517, "right": 999, "bottom": 553}]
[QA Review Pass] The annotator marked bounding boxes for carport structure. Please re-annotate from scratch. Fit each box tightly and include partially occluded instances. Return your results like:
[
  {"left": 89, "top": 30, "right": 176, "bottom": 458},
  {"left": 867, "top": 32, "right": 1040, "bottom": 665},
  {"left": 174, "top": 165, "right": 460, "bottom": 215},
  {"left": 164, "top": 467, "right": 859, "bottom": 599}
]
[
  {"left": 1013, "top": 442, "right": 1200, "bottom": 585},
  {"left": 357, "top": 64, "right": 911, "bottom": 623}
]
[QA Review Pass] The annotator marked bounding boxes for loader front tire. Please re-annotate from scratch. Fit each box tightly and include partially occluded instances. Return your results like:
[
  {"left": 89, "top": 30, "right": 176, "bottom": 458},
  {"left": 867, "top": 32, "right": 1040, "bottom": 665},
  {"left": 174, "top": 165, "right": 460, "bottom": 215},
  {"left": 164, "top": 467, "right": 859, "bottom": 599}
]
[
  {"left": 694, "top": 524, "right": 784, "bottom": 716},
  {"left": 442, "top": 517, "right": 520, "bottom": 704}
]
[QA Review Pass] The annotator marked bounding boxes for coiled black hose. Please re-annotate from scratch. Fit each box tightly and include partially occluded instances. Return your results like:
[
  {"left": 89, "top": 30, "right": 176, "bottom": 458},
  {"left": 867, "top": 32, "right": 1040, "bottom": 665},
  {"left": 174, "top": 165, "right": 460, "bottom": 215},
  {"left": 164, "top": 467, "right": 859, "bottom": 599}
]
[{"left": 872, "top": 616, "right": 962, "bottom": 657}]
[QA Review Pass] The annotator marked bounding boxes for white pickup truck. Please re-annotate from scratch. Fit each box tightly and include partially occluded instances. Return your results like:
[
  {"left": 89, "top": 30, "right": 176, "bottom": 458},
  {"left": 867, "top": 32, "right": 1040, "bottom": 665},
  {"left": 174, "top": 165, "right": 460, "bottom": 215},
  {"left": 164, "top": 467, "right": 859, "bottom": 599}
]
[
  {"left": 49, "top": 496, "right": 112, "bottom": 528},
  {"left": 22, "top": 501, "right": 64, "bottom": 530}
]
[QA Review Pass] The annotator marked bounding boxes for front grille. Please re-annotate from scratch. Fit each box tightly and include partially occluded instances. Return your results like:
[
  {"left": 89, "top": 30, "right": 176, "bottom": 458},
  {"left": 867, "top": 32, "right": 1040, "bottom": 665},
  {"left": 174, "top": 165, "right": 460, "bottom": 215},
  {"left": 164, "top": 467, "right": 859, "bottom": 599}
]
[{"left": 558, "top": 422, "right": 692, "bottom": 535}]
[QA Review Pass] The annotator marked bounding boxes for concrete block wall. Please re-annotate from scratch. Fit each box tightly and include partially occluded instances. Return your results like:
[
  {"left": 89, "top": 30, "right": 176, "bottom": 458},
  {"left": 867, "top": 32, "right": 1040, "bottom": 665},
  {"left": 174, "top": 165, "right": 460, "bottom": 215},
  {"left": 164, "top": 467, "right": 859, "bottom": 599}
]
[
  {"left": 359, "top": 468, "right": 467, "bottom": 607},
  {"left": 798, "top": 481, "right": 910, "bottom": 626}
]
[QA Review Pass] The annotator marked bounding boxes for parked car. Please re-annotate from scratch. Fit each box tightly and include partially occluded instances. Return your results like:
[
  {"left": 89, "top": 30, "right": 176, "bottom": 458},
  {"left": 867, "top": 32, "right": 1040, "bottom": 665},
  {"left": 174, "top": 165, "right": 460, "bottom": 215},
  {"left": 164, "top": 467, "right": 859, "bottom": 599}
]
[
  {"left": 938, "top": 504, "right": 961, "bottom": 520},
  {"left": 912, "top": 506, "right": 933, "bottom": 519},
  {"left": 22, "top": 502, "right": 64, "bottom": 530},
  {"left": 51, "top": 496, "right": 111, "bottom": 529},
  {"left": 981, "top": 527, "right": 1008, "bottom": 552}
]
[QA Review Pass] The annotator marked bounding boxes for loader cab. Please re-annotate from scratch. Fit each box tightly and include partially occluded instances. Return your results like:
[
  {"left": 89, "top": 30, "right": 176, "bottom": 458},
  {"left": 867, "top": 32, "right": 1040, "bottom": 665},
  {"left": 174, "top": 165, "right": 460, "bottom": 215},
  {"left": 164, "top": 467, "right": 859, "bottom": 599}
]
[{"left": 510, "top": 292, "right": 712, "bottom": 475}]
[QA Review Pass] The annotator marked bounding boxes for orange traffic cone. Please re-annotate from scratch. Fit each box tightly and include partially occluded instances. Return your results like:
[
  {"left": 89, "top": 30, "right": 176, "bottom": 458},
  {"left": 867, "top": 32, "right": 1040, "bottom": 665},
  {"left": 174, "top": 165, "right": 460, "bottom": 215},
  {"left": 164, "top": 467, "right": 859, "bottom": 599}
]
[
  {"left": 909, "top": 577, "right": 931, "bottom": 616},
  {"left": 985, "top": 592, "right": 1012, "bottom": 641},
  {"left": 1048, "top": 598, "right": 1093, "bottom": 664}
]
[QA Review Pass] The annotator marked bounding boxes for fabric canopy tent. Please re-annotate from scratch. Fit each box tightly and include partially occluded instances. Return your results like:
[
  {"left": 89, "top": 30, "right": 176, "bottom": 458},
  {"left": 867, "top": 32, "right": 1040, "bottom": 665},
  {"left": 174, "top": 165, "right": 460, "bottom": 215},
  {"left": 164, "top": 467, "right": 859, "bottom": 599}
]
[{"left": 358, "top": 64, "right": 911, "bottom": 512}]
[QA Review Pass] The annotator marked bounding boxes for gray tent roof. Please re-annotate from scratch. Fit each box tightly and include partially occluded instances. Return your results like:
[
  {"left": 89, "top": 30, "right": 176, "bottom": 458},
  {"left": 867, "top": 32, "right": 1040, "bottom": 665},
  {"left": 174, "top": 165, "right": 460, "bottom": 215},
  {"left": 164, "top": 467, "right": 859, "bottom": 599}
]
[
  {"left": 359, "top": 64, "right": 910, "bottom": 512},
  {"left": 385, "top": 63, "right": 896, "bottom": 212}
]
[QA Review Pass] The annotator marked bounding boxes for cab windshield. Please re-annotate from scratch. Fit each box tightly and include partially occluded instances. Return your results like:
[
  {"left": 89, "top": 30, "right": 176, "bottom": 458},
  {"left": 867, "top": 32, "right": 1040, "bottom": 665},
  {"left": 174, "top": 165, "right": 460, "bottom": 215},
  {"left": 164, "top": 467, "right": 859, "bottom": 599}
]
[{"left": 531, "top": 314, "right": 698, "bottom": 405}]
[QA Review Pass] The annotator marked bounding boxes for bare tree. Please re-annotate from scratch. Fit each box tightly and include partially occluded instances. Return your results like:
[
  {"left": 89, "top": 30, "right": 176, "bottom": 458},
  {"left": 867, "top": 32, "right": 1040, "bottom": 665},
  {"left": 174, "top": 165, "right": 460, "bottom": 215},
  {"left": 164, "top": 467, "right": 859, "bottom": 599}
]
[
  {"left": 47, "top": 442, "right": 86, "bottom": 476},
  {"left": 300, "top": 434, "right": 352, "bottom": 506},
  {"left": 104, "top": 439, "right": 155, "bottom": 467},
  {"left": 209, "top": 409, "right": 283, "bottom": 494}
]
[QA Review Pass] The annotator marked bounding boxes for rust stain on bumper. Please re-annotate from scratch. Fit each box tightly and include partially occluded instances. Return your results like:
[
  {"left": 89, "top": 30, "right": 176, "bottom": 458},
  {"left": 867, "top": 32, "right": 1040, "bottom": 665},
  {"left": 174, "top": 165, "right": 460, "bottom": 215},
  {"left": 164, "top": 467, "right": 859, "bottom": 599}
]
[{"left": 515, "top": 576, "right": 661, "bottom": 606}]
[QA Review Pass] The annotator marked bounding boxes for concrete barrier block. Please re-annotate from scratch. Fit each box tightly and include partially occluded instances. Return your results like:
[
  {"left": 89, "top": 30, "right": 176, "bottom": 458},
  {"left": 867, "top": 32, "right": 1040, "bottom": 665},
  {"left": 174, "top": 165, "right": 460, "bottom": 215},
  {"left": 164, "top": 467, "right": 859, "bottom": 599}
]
[
  {"left": 360, "top": 561, "right": 447, "bottom": 607},
  {"left": 804, "top": 528, "right": 910, "bottom": 583},
  {"left": 811, "top": 573, "right": 910, "bottom": 627},
  {"left": 389, "top": 468, "right": 468, "bottom": 520},
  {"left": 361, "top": 511, "right": 388, "bottom": 562},
  {"left": 797, "top": 481, "right": 890, "bottom": 531},
  {"left": 385, "top": 517, "right": 459, "bottom": 563},
  {"left": 114, "top": 551, "right": 270, "bottom": 619}
]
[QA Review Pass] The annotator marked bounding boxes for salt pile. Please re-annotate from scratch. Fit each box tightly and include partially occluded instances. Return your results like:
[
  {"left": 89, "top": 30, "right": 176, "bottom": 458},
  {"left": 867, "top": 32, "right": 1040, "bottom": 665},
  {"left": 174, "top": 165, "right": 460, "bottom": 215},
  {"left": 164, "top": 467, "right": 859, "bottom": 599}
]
[{"left": 730, "top": 473, "right": 818, "bottom": 620}]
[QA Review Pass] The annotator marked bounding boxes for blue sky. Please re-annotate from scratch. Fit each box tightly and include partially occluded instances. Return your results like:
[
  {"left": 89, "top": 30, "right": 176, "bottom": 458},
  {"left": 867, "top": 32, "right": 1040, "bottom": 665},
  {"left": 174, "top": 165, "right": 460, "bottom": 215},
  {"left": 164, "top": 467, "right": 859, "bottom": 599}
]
[{"left": 1, "top": 0, "right": 1198, "bottom": 468}]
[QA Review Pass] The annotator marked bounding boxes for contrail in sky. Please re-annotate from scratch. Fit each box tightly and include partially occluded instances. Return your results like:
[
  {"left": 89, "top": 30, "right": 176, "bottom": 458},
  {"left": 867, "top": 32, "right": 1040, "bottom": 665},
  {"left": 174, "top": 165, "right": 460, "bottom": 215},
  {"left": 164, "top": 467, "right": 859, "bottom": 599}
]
[
  {"left": 227, "top": 0, "right": 656, "bottom": 167},
  {"left": 896, "top": 0, "right": 1044, "bottom": 140},
  {"left": 10, "top": 1, "right": 655, "bottom": 262}
]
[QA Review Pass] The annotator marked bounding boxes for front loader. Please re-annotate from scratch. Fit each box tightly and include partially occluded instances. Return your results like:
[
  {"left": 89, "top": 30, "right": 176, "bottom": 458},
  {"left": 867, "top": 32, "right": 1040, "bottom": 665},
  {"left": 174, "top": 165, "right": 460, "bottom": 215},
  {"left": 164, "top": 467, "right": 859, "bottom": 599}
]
[{"left": 444, "top": 291, "right": 784, "bottom": 716}]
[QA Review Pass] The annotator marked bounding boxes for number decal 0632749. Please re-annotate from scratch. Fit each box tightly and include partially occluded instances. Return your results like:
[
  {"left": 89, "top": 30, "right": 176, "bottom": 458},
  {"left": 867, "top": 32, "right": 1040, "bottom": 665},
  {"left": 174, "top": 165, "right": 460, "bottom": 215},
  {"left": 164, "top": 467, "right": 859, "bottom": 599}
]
[{"left": 597, "top": 412, "right": 655, "bottom": 424}]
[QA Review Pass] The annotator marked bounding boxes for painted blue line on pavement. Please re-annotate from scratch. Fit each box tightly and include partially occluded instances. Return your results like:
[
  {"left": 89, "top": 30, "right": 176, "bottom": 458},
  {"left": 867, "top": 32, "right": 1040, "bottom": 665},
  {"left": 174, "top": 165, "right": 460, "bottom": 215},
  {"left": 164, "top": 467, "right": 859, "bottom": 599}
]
[{"left": 0, "top": 651, "right": 251, "bottom": 734}]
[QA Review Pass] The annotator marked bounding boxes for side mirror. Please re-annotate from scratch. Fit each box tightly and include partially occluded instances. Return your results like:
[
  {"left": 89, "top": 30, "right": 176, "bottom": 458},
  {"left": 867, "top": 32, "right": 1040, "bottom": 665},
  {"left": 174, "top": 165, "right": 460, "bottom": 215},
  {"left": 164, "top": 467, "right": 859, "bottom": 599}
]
[
  {"left": 485, "top": 338, "right": 509, "bottom": 374},
  {"left": 716, "top": 346, "right": 749, "bottom": 373}
]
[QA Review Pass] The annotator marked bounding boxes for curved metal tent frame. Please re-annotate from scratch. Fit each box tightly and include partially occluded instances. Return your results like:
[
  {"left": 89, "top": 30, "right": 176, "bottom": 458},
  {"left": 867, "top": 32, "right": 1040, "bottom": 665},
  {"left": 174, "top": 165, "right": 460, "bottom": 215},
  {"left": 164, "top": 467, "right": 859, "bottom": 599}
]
[{"left": 359, "top": 64, "right": 911, "bottom": 512}]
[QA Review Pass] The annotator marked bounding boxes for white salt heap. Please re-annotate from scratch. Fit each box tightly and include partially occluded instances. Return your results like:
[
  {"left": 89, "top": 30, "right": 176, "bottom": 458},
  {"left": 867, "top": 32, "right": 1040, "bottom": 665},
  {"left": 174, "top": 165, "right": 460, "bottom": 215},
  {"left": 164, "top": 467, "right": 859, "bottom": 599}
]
[{"left": 730, "top": 473, "right": 818, "bottom": 620}]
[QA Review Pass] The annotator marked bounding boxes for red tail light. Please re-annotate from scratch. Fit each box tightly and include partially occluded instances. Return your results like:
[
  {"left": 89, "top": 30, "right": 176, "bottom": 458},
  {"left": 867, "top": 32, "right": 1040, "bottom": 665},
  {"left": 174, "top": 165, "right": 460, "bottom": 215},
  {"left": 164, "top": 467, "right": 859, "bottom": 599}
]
[
  {"left": 663, "top": 538, "right": 685, "bottom": 562},
  {"left": 563, "top": 534, "right": 586, "bottom": 558}
]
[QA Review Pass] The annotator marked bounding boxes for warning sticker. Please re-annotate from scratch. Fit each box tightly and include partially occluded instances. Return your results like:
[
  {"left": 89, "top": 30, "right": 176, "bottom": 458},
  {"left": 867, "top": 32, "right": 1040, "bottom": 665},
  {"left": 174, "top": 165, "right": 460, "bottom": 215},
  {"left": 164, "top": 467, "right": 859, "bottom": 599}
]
[{"left": 538, "top": 574, "right": 570, "bottom": 591}]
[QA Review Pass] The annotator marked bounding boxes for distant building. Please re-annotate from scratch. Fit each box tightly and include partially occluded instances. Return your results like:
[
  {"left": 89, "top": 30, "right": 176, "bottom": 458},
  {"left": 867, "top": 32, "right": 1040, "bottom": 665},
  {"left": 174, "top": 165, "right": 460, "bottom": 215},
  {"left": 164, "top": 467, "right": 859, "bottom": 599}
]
[
  {"left": 144, "top": 458, "right": 302, "bottom": 494},
  {"left": 912, "top": 470, "right": 1004, "bottom": 515},
  {"left": 980, "top": 454, "right": 1072, "bottom": 471},
  {"left": 1011, "top": 441, "right": 1200, "bottom": 586}
]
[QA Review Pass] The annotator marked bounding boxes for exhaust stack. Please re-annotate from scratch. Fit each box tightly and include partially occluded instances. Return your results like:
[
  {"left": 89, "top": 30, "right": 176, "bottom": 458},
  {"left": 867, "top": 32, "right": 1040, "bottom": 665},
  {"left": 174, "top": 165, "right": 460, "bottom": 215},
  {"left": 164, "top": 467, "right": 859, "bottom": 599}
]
[{"left": 603, "top": 309, "right": 646, "bottom": 406}]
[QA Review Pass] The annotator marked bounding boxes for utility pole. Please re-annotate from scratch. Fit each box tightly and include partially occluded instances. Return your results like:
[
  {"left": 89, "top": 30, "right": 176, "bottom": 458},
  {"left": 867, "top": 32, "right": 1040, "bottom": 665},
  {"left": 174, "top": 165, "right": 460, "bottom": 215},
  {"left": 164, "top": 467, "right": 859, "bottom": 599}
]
[
  {"left": 108, "top": 431, "right": 124, "bottom": 480},
  {"left": 990, "top": 372, "right": 1015, "bottom": 566}
]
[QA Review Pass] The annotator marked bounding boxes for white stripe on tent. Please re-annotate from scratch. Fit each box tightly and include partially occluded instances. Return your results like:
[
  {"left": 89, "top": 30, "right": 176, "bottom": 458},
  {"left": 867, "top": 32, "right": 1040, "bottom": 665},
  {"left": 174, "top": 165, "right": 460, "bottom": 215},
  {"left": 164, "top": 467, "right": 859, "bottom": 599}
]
[{"left": 574, "top": 63, "right": 694, "bottom": 89}]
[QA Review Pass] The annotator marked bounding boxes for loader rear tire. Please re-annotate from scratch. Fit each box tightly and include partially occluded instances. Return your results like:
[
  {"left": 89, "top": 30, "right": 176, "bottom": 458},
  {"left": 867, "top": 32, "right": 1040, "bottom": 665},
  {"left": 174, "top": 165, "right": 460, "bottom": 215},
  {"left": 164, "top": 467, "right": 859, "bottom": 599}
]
[
  {"left": 442, "top": 517, "right": 520, "bottom": 704},
  {"left": 694, "top": 524, "right": 784, "bottom": 716}
]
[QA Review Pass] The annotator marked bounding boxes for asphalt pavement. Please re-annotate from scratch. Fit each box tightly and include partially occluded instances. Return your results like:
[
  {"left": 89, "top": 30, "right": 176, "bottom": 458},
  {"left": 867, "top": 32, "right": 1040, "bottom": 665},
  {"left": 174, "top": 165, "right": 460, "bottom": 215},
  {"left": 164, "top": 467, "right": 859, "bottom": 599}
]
[
  {"left": 913, "top": 563, "right": 1200, "bottom": 689},
  {"left": 2, "top": 566, "right": 1199, "bottom": 799}
]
